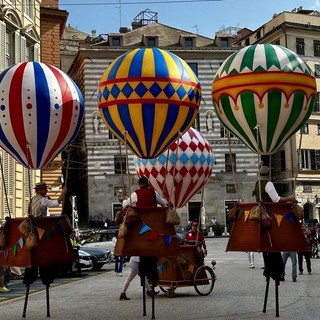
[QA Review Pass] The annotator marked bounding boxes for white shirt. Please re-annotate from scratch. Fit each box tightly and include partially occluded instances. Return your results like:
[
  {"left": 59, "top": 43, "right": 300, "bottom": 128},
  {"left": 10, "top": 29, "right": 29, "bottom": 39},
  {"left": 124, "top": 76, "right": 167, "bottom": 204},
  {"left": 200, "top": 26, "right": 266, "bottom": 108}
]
[
  {"left": 265, "top": 181, "right": 281, "bottom": 203},
  {"left": 31, "top": 194, "right": 60, "bottom": 217},
  {"left": 122, "top": 190, "right": 167, "bottom": 208}
]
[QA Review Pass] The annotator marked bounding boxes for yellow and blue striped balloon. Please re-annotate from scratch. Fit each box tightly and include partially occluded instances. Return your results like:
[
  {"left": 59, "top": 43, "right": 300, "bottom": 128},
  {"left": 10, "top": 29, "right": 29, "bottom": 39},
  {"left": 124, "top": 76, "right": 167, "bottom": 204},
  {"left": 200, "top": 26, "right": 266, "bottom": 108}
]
[{"left": 98, "top": 48, "right": 201, "bottom": 158}]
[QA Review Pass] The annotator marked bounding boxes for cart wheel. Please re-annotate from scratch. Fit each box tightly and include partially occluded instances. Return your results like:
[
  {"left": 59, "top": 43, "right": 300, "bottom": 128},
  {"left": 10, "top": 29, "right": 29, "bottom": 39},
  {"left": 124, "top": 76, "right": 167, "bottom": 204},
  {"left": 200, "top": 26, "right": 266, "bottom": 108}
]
[
  {"left": 193, "top": 266, "right": 215, "bottom": 296},
  {"left": 167, "top": 287, "right": 175, "bottom": 298},
  {"left": 159, "top": 286, "right": 167, "bottom": 294}
]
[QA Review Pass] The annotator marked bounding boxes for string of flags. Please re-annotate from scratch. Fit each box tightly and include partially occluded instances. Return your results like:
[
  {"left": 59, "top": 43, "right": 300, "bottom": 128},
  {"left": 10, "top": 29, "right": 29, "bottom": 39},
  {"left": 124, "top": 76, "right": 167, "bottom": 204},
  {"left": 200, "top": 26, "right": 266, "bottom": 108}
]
[
  {"left": 138, "top": 221, "right": 177, "bottom": 248},
  {"left": 138, "top": 221, "right": 198, "bottom": 274},
  {"left": 240, "top": 207, "right": 297, "bottom": 226},
  {"left": 157, "top": 255, "right": 196, "bottom": 275},
  {"left": 0, "top": 221, "right": 65, "bottom": 260}
]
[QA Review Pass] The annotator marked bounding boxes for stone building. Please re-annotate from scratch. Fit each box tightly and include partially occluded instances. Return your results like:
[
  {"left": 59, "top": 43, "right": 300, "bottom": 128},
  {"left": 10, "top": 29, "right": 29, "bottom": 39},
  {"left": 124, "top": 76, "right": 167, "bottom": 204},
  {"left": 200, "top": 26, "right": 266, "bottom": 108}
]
[{"left": 66, "top": 11, "right": 259, "bottom": 229}]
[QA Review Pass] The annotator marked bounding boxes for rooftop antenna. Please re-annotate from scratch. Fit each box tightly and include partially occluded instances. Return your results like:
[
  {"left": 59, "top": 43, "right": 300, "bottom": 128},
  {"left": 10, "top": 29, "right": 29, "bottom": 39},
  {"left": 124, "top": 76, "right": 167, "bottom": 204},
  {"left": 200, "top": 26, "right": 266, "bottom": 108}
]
[
  {"left": 115, "top": 0, "right": 122, "bottom": 28},
  {"left": 119, "top": 0, "right": 122, "bottom": 28}
]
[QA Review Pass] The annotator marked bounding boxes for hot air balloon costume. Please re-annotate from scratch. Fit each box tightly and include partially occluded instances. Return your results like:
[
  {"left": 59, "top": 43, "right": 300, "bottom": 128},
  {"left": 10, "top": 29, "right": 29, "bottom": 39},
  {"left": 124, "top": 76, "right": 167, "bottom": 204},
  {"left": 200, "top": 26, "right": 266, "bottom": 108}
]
[
  {"left": 212, "top": 44, "right": 316, "bottom": 316},
  {"left": 98, "top": 48, "right": 216, "bottom": 301},
  {"left": 211, "top": 44, "right": 316, "bottom": 253},
  {"left": 0, "top": 62, "right": 84, "bottom": 270}
]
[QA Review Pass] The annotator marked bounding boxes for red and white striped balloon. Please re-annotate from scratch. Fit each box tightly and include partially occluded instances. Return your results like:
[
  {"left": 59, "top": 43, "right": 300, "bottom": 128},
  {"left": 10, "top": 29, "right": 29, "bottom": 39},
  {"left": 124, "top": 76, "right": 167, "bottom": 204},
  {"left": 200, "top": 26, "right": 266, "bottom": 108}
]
[
  {"left": 0, "top": 62, "right": 84, "bottom": 168},
  {"left": 135, "top": 127, "right": 214, "bottom": 208}
]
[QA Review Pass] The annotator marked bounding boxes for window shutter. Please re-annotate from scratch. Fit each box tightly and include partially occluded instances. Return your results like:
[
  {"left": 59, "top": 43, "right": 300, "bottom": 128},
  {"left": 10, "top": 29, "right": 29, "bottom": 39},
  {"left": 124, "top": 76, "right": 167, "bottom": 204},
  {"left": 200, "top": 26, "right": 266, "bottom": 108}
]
[
  {"left": 21, "top": 35, "right": 26, "bottom": 62},
  {"left": 14, "top": 30, "right": 21, "bottom": 63},
  {"left": 2, "top": 152, "right": 14, "bottom": 217},
  {"left": 34, "top": 43, "right": 40, "bottom": 61},
  {"left": 0, "top": 21, "right": 6, "bottom": 71}
]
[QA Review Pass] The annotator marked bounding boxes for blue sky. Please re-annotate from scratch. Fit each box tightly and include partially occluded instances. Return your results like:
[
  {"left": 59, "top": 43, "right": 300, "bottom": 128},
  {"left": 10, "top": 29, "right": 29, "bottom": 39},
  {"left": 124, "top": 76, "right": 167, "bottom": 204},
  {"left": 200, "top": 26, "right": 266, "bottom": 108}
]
[{"left": 60, "top": 0, "right": 320, "bottom": 38}]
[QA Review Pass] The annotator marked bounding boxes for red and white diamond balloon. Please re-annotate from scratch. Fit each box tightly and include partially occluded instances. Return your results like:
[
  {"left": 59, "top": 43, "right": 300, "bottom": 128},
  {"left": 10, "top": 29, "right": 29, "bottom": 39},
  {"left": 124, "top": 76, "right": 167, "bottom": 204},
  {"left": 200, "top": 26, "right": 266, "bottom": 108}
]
[{"left": 135, "top": 127, "right": 214, "bottom": 208}]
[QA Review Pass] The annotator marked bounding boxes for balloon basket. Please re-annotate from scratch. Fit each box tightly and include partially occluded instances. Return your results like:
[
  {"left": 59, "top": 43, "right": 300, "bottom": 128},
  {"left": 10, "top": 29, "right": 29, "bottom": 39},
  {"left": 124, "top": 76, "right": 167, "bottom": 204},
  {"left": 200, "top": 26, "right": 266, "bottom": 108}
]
[
  {"left": 0, "top": 217, "right": 76, "bottom": 267},
  {"left": 114, "top": 207, "right": 180, "bottom": 256},
  {"left": 226, "top": 202, "right": 309, "bottom": 252}
]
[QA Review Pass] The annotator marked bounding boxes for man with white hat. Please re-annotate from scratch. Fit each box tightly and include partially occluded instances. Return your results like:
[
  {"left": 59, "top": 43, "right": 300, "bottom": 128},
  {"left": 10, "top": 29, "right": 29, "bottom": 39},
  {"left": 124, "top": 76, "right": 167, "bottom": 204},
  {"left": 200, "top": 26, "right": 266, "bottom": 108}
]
[
  {"left": 29, "top": 182, "right": 67, "bottom": 217},
  {"left": 253, "top": 166, "right": 297, "bottom": 282}
]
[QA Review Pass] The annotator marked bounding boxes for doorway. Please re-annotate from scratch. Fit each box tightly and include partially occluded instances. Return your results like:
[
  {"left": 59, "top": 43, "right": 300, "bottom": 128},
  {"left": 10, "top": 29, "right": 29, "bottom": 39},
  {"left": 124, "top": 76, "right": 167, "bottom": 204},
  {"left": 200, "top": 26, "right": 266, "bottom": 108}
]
[
  {"left": 188, "top": 201, "right": 202, "bottom": 223},
  {"left": 303, "top": 202, "right": 313, "bottom": 222}
]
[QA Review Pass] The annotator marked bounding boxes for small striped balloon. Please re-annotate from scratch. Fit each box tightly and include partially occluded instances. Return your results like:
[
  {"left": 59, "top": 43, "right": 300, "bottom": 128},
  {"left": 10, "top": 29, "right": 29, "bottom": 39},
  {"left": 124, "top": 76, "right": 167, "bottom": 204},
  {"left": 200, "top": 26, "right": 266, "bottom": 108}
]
[
  {"left": 212, "top": 44, "right": 317, "bottom": 155},
  {"left": 135, "top": 127, "right": 214, "bottom": 208},
  {"left": 98, "top": 48, "right": 201, "bottom": 159},
  {"left": 0, "top": 62, "right": 84, "bottom": 168}
]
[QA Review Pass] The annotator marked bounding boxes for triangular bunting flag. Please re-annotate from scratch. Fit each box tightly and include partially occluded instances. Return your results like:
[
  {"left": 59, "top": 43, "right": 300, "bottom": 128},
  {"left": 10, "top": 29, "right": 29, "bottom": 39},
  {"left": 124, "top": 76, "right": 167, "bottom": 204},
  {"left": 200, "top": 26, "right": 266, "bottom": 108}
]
[
  {"left": 148, "top": 230, "right": 159, "bottom": 242},
  {"left": 37, "top": 227, "right": 46, "bottom": 240},
  {"left": 46, "top": 229, "right": 53, "bottom": 240},
  {"left": 164, "top": 235, "right": 173, "bottom": 247},
  {"left": 157, "top": 264, "right": 163, "bottom": 274},
  {"left": 139, "top": 223, "right": 152, "bottom": 235},
  {"left": 12, "top": 244, "right": 17, "bottom": 255},
  {"left": 55, "top": 223, "right": 64, "bottom": 235},
  {"left": 275, "top": 214, "right": 283, "bottom": 227},
  {"left": 237, "top": 208, "right": 244, "bottom": 219},
  {"left": 163, "top": 260, "right": 170, "bottom": 270},
  {"left": 18, "top": 237, "right": 24, "bottom": 248},
  {"left": 286, "top": 211, "right": 295, "bottom": 223},
  {"left": 244, "top": 210, "right": 250, "bottom": 222}
]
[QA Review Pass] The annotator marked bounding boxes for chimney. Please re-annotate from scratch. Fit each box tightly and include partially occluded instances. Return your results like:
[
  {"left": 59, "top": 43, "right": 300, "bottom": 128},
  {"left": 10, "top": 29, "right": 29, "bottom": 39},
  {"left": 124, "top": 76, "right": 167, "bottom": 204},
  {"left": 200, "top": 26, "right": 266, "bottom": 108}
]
[
  {"left": 91, "top": 30, "right": 97, "bottom": 37},
  {"left": 131, "top": 21, "right": 141, "bottom": 30}
]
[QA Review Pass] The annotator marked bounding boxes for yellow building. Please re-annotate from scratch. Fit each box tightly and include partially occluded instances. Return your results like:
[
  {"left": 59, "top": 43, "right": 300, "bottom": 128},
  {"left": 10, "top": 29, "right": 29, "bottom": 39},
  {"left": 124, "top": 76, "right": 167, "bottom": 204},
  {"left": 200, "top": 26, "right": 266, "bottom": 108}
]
[{"left": 0, "top": 1, "right": 42, "bottom": 218}]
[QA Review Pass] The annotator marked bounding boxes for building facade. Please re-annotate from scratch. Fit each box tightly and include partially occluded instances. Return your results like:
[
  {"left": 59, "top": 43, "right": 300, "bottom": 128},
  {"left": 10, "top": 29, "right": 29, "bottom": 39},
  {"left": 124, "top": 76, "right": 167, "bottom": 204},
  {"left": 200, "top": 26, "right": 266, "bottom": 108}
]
[
  {"left": 66, "top": 14, "right": 260, "bottom": 229},
  {"left": 234, "top": 7, "right": 320, "bottom": 222},
  {"left": 0, "top": 0, "right": 41, "bottom": 219},
  {"left": 39, "top": 0, "right": 68, "bottom": 215},
  {"left": 0, "top": 0, "right": 69, "bottom": 219}
]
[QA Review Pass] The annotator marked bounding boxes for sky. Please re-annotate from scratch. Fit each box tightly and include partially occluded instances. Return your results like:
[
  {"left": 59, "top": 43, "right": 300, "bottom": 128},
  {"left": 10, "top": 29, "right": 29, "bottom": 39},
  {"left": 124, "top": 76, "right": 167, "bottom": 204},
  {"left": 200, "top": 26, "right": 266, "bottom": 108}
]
[{"left": 59, "top": 0, "right": 320, "bottom": 38}]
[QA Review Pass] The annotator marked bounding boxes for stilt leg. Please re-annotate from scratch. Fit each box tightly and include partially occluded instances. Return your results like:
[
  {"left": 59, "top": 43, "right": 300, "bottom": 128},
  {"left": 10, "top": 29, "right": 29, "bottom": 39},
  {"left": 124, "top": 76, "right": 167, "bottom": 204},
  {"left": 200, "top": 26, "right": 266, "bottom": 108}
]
[
  {"left": 275, "top": 280, "right": 280, "bottom": 317},
  {"left": 262, "top": 277, "right": 270, "bottom": 313},
  {"left": 22, "top": 285, "right": 30, "bottom": 318},
  {"left": 46, "top": 284, "right": 50, "bottom": 317},
  {"left": 151, "top": 292, "right": 155, "bottom": 320},
  {"left": 141, "top": 276, "right": 146, "bottom": 316}
]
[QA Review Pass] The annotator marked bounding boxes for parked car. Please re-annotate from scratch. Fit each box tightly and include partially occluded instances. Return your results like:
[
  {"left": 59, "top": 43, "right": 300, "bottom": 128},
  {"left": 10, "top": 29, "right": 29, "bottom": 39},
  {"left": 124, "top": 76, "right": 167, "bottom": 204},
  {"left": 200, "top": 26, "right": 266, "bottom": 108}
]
[
  {"left": 56, "top": 249, "right": 93, "bottom": 277},
  {"left": 79, "top": 246, "right": 112, "bottom": 270},
  {"left": 76, "top": 249, "right": 94, "bottom": 271},
  {"left": 80, "top": 228, "right": 119, "bottom": 251}
]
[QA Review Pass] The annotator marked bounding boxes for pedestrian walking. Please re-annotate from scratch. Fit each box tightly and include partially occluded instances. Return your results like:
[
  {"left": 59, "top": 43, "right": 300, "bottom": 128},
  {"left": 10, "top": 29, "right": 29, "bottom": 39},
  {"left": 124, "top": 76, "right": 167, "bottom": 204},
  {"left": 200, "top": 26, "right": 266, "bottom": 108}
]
[
  {"left": 248, "top": 252, "right": 255, "bottom": 268},
  {"left": 280, "top": 252, "right": 298, "bottom": 282},
  {"left": 112, "top": 230, "right": 124, "bottom": 276}
]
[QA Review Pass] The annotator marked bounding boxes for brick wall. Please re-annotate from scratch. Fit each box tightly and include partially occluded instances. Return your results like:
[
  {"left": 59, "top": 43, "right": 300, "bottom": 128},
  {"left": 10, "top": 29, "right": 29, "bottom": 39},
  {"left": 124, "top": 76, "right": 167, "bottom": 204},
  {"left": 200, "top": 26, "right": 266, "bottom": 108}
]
[
  {"left": 41, "top": 17, "right": 61, "bottom": 66},
  {"left": 42, "top": 0, "right": 59, "bottom": 8}
]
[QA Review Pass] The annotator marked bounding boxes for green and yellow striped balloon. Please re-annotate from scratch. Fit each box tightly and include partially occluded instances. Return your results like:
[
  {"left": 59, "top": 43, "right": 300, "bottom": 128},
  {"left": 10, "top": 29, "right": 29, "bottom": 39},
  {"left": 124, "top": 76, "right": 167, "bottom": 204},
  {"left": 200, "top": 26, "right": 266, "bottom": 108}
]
[{"left": 212, "top": 44, "right": 317, "bottom": 155}]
